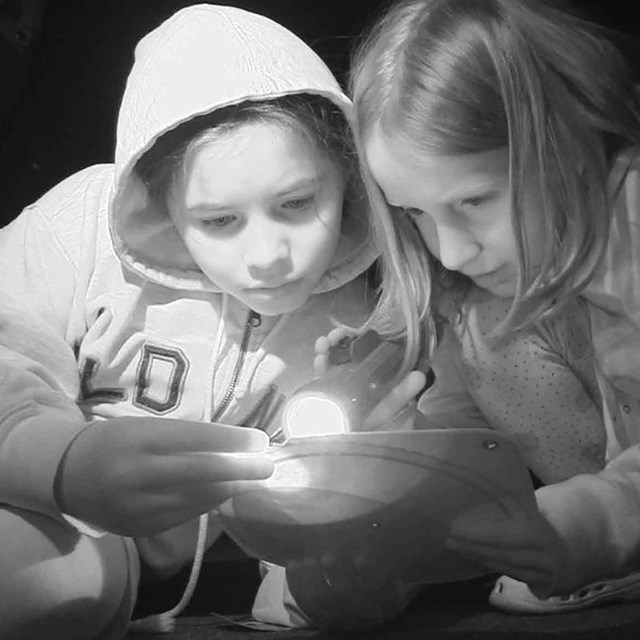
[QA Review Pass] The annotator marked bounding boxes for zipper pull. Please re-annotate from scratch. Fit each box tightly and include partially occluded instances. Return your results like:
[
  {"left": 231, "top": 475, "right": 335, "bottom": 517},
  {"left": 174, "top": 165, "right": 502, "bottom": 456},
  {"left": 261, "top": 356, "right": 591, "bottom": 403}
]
[{"left": 249, "top": 310, "right": 262, "bottom": 327}]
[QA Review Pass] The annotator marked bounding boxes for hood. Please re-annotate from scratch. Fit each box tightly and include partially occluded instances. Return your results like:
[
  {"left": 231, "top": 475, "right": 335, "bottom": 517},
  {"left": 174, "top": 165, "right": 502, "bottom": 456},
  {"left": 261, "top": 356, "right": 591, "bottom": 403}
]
[{"left": 110, "top": 4, "right": 377, "bottom": 293}]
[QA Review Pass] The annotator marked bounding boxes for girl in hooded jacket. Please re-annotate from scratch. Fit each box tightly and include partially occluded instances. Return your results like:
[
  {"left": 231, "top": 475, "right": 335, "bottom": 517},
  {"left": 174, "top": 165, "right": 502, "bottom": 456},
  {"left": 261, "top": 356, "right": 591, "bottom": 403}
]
[{"left": 0, "top": 5, "right": 425, "bottom": 638}]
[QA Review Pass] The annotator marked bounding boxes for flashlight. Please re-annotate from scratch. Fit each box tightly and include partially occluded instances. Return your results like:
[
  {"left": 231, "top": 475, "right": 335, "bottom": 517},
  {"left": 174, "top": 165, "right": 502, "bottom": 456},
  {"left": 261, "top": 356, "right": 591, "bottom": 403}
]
[{"left": 278, "top": 330, "right": 409, "bottom": 440}]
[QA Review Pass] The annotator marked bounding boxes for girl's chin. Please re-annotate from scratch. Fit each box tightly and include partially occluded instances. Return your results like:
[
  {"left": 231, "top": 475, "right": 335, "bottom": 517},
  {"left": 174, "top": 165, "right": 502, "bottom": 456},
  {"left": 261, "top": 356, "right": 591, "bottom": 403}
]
[
  {"left": 242, "top": 289, "right": 310, "bottom": 316},
  {"left": 470, "top": 272, "right": 515, "bottom": 298},
  {"left": 482, "top": 284, "right": 516, "bottom": 298}
]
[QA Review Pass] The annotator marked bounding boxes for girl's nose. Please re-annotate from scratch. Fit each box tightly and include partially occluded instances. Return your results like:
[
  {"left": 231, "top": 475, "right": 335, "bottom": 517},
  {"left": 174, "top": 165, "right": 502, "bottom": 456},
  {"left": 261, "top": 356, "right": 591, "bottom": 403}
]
[
  {"left": 244, "top": 223, "right": 290, "bottom": 279},
  {"left": 435, "top": 224, "right": 481, "bottom": 272}
]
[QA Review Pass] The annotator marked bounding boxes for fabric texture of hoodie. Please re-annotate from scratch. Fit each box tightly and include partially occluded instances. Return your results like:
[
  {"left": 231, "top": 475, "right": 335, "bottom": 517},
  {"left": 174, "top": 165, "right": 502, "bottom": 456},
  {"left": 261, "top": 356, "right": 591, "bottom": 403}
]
[{"left": 0, "top": 3, "right": 376, "bottom": 592}]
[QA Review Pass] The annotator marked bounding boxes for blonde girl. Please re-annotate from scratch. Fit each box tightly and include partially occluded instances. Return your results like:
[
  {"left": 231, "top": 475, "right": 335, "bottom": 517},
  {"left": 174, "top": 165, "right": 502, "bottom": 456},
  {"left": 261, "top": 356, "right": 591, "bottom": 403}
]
[{"left": 349, "top": 0, "right": 640, "bottom": 616}]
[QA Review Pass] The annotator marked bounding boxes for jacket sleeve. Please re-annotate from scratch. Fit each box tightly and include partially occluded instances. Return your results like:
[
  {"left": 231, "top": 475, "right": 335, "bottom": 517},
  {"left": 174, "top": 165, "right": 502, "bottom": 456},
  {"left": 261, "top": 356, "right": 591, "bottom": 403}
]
[
  {"left": 537, "top": 443, "right": 640, "bottom": 594},
  {"left": 0, "top": 171, "right": 104, "bottom": 521},
  {"left": 0, "top": 294, "right": 89, "bottom": 521},
  {"left": 0, "top": 339, "right": 88, "bottom": 520}
]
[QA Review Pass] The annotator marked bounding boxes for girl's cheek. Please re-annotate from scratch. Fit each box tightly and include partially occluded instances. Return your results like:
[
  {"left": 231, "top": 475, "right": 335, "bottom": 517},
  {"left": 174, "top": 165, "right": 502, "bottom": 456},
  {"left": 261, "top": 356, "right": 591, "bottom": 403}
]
[{"left": 415, "top": 218, "right": 440, "bottom": 258}]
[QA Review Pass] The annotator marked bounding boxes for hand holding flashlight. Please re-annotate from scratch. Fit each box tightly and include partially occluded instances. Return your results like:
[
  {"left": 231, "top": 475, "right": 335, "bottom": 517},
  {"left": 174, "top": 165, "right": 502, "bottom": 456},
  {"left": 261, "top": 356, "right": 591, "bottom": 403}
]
[{"left": 278, "top": 330, "right": 432, "bottom": 440}]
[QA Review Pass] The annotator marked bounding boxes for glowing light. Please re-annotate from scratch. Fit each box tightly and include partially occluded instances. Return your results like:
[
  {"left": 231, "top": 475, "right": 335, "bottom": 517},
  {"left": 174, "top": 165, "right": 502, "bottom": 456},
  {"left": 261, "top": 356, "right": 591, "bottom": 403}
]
[
  {"left": 269, "top": 458, "right": 313, "bottom": 488},
  {"left": 285, "top": 395, "right": 348, "bottom": 438}
]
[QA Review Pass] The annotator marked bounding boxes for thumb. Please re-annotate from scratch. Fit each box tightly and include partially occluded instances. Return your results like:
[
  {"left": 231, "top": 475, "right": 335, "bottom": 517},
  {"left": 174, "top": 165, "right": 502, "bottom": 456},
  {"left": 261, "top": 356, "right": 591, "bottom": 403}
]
[{"left": 363, "top": 370, "right": 427, "bottom": 430}]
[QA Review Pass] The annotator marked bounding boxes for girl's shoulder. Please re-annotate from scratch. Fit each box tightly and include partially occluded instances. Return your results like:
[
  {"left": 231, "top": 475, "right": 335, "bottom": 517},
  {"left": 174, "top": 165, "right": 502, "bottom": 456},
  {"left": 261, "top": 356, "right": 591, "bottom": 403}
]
[
  {"left": 449, "top": 287, "right": 589, "bottom": 353},
  {"left": 582, "top": 147, "right": 640, "bottom": 319},
  {"left": 35, "top": 164, "right": 114, "bottom": 216}
]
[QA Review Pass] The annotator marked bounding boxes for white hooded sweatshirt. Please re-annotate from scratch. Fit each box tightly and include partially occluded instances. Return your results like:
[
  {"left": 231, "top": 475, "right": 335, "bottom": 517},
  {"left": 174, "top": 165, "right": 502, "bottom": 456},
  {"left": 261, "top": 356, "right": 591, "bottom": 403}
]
[{"left": 0, "top": 4, "right": 376, "bottom": 583}]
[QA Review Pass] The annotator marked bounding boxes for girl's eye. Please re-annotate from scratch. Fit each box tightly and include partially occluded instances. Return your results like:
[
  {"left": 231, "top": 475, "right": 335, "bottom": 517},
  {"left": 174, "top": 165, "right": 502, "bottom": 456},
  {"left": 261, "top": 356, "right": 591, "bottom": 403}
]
[
  {"left": 202, "top": 215, "right": 235, "bottom": 228},
  {"left": 460, "top": 195, "right": 488, "bottom": 208},
  {"left": 282, "top": 195, "right": 314, "bottom": 210}
]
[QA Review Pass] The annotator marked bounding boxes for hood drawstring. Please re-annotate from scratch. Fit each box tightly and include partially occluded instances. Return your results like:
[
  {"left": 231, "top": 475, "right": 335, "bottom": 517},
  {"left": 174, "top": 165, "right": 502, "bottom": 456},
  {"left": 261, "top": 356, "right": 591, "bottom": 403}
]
[
  {"left": 128, "top": 297, "right": 230, "bottom": 633},
  {"left": 129, "top": 514, "right": 209, "bottom": 633}
]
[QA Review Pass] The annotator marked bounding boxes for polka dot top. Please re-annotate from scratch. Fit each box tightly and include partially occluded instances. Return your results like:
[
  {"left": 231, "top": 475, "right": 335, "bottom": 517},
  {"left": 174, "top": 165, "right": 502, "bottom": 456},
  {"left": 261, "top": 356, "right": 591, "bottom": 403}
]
[{"left": 420, "top": 289, "right": 607, "bottom": 485}]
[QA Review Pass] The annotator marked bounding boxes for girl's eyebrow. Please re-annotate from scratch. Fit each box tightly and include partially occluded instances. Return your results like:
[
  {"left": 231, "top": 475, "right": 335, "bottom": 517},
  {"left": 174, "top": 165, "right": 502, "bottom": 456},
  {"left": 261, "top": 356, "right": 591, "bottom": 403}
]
[
  {"left": 274, "top": 176, "right": 321, "bottom": 197},
  {"left": 185, "top": 176, "right": 324, "bottom": 213},
  {"left": 185, "top": 203, "right": 232, "bottom": 215},
  {"left": 438, "top": 181, "right": 499, "bottom": 203}
]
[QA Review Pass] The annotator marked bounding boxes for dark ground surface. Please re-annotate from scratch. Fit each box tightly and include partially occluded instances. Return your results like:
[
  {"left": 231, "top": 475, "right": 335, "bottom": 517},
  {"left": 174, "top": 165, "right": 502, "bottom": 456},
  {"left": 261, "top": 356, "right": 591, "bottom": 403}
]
[
  {"left": 2, "top": 1, "right": 640, "bottom": 639},
  {"left": 127, "top": 561, "right": 640, "bottom": 640}
]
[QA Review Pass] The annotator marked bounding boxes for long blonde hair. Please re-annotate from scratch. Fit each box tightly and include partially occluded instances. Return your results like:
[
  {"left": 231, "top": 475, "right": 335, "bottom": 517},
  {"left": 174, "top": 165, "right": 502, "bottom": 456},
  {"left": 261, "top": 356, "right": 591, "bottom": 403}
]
[{"left": 351, "top": 0, "right": 640, "bottom": 370}]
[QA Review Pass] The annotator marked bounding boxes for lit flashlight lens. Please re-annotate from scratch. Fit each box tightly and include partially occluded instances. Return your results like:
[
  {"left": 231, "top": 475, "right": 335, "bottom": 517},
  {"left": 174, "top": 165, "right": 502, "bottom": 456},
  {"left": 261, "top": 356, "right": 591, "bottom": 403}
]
[{"left": 285, "top": 395, "right": 348, "bottom": 438}]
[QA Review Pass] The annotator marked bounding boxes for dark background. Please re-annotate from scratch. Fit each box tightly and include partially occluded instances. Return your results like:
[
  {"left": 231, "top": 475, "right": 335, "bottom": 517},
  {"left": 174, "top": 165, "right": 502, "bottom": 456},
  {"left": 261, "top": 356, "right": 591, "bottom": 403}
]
[{"left": 0, "top": 0, "right": 639, "bottom": 226}]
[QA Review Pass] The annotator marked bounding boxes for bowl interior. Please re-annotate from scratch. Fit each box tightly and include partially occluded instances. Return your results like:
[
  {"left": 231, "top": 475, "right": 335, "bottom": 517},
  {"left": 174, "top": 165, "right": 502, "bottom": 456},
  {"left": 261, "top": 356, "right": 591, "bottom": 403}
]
[{"left": 219, "top": 429, "right": 535, "bottom": 584}]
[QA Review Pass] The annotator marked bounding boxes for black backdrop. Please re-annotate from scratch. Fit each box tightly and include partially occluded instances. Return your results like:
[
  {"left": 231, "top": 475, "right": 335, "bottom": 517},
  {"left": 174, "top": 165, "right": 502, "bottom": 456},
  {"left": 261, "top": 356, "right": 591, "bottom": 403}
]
[{"left": 0, "top": 0, "right": 638, "bottom": 225}]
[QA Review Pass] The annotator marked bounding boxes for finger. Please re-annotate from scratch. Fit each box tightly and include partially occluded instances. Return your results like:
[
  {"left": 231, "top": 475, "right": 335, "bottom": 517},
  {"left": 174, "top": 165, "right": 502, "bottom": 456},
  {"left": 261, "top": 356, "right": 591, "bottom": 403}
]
[
  {"left": 327, "top": 326, "right": 350, "bottom": 346},
  {"left": 152, "top": 420, "right": 270, "bottom": 454},
  {"left": 204, "top": 451, "right": 275, "bottom": 481},
  {"left": 449, "top": 516, "right": 543, "bottom": 548},
  {"left": 314, "top": 334, "right": 336, "bottom": 375},
  {"left": 363, "top": 370, "right": 427, "bottom": 430},
  {"left": 314, "top": 351, "right": 330, "bottom": 375},
  {"left": 152, "top": 451, "right": 274, "bottom": 488},
  {"left": 153, "top": 477, "right": 275, "bottom": 516},
  {"left": 315, "top": 328, "right": 354, "bottom": 374},
  {"left": 202, "top": 478, "right": 277, "bottom": 507},
  {"left": 446, "top": 538, "right": 555, "bottom": 577},
  {"left": 314, "top": 328, "right": 350, "bottom": 354},
  {"left": 315, "top": 334, "right": 332, "bottom": 355},
  {"left": 446, "top": 540, "right": 554, "bottom": 588}
]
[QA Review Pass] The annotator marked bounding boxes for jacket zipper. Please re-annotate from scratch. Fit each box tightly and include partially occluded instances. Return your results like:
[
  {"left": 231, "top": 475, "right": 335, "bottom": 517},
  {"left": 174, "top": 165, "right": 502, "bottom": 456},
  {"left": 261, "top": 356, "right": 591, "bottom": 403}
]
[{"left": 211, "top": 309, "right": 261, "bottom": 422}]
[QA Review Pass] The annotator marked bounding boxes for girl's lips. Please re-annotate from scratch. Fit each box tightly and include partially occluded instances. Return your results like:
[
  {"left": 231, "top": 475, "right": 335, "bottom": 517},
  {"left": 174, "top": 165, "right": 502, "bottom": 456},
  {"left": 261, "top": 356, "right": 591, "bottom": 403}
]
[
  {"left": 248, "top": 280, "right": 300, "bottom": 293},
  {"left": 468, "top": 267, "right": 510, "bottom": 289},
  {"left": 469, "top": 267, "right": 502, "bottom": 280}
]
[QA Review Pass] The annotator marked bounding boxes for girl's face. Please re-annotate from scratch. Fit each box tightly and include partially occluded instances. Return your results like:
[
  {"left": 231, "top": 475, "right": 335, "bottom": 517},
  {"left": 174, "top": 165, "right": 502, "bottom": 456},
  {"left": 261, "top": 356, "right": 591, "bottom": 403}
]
[
  {"left": 365, "top": 130, "right": 545, "bottom": 298},
  {"left": 169, "top": 120, "right": 344, "bottom": 316}
]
